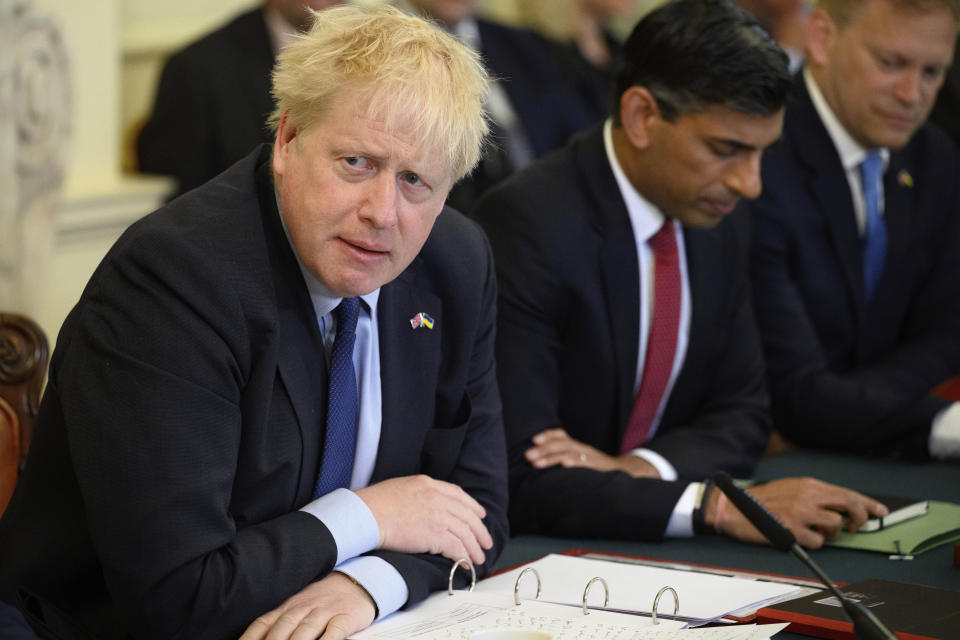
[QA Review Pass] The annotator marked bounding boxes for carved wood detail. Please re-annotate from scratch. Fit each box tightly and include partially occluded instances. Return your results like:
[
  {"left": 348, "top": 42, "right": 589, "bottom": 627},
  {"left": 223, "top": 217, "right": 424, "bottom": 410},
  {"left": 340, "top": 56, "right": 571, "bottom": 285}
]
[{"left": 0, "top": 312, "right": 48, "bottom": 514}]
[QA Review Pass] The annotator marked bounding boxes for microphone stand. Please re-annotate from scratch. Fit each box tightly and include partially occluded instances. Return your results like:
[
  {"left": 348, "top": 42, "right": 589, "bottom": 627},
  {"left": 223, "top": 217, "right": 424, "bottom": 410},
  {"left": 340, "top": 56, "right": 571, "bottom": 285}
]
[{"left": 712, "top": 472, "right": 897, "bottom": 640}]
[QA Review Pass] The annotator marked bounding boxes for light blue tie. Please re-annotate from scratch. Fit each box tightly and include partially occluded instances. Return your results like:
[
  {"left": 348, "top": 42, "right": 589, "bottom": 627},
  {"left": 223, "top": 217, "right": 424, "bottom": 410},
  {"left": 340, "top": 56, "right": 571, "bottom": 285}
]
[
  {"left": 860, "top": 152, "right": 886, "bottom": 302},
  {"left": 314, "top": 297, "right": 361, "bottom": 499}
]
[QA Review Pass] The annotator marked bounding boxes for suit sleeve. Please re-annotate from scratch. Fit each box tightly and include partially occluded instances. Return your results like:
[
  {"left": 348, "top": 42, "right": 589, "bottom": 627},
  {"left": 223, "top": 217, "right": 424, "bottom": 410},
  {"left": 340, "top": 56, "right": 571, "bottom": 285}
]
[
  {"left": 476, "top": 188, "right": 687, "bottom": 541},
  {"left": 747, "top": 176, "right": 959, "bottom": 457},
  {"left": 368, "top": 224, "right": 510, "bottom": 606},
  {"left": 53, "top": 231, "right": 338, "bottom": 639}
]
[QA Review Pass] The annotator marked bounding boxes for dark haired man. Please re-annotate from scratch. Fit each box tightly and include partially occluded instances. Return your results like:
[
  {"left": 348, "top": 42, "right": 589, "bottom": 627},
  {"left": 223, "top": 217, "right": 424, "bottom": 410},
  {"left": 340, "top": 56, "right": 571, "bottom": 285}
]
[
  {"left": 746, "top": 0, "right": 960, "bottom": 460},
  {"left": 474, "top": 0, "right": 885, "bottom": 547}
]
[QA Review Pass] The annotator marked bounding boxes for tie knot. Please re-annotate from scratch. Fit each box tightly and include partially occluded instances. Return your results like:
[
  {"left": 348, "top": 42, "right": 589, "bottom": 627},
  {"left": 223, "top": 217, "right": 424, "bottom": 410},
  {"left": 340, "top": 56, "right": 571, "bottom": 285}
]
[
  {"left": 648, "top": 220, "right": 676, "bottom": 252},
  {"left": 860, "top": 152, "right": 884, "bottom": 182},
  {"left": 335, "top": 297, "right": 361, "bottom": 336}
]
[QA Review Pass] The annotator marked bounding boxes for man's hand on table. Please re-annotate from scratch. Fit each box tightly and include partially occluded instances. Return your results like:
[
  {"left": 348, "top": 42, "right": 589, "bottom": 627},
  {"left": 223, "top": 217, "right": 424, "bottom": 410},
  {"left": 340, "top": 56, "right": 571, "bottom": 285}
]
[
  {"left": 524, "top": 428, "right": 661, "bottom": 478},
  {"left": 240, "top": 572, "right": 376, "bottom": 640},
  {"left": 708, "top": 477, "right": 889, "bottom": 548}
]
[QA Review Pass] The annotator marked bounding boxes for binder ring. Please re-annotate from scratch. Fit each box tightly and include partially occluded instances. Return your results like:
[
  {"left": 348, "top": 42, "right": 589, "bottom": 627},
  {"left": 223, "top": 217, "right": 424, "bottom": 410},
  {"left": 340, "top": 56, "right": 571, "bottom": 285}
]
[
  {"left": 651, "top": 586, "right": 679, "bottom": 625},
  {"left": 447, "top": 558, "right": 477, "bottom": 595},
  {"left": 513, "top": 567, "right": 543, "bottom": 606},
  {"left": 581, "top": 576, "right": 609, "bottom": 615}
]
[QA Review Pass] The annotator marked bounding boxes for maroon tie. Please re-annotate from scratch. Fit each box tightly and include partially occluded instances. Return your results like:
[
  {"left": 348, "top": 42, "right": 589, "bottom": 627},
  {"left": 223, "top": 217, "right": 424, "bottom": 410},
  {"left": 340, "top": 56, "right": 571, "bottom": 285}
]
[{"left": 621, "top": 220, "right": 682, "bottom": 453}]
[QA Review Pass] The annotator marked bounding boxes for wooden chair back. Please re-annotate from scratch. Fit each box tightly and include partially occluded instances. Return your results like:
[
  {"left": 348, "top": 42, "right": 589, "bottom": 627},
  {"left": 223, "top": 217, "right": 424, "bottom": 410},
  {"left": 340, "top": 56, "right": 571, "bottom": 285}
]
[{"left": 0, "top": 313, "right": 49, "bottom": 515}]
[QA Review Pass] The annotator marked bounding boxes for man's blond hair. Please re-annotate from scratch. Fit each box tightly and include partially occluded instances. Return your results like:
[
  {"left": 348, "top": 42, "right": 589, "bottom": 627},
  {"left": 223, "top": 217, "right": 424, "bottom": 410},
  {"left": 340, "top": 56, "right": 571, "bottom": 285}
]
[
  {"left": 269, "top": 5, "right": 490, "bottom": 182},
  {"left": 817, "top": 0, "right": 960, "bottom": 27}
]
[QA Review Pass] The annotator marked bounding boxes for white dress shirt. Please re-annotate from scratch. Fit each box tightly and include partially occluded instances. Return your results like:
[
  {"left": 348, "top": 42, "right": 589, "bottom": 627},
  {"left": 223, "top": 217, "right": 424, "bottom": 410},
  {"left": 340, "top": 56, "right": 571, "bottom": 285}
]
[{"left": 603, "top": 119, "right": 699, "bottom": 536}]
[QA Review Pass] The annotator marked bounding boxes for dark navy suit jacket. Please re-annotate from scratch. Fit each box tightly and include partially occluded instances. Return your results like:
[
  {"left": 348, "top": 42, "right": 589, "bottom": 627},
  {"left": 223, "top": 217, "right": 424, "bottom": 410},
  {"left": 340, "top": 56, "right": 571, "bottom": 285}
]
[
  {"left": 137, "top": 8, "right": 276, "bottom": 198},
  {"left": 0, "top": 146, "right": 508, "bottom": 639},
  {"left": 474, "top": 126, "right": 770, "bottom": 541},
  {"left": 746, "top": 75, "right": 960, "bottom": 457}
]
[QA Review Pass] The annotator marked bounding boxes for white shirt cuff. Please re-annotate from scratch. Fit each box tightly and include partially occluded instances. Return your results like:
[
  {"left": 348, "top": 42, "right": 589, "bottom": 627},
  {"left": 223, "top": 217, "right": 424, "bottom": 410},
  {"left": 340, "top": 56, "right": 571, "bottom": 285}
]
[
  {"left": 930, "top": 402, "right": 960, "bottom": 459},
  {"left": 299, "top": 488, "right": 380, "bottom": 566},
  {"left": 337, "top": 556, "right": 409, "bottom": 620},
  {"left": 628, "top": 448, "right": 678, "bottom": 481},
  {"left": 664, "top": 482, "right": 699, "bottom": 537}
]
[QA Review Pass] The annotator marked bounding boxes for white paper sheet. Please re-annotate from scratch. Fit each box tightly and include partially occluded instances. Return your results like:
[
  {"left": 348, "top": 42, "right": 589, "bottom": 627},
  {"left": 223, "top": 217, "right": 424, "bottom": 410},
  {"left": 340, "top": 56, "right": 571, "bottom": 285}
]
[{"left": 474, "top": 554, "right": 802, "bottom": 623}]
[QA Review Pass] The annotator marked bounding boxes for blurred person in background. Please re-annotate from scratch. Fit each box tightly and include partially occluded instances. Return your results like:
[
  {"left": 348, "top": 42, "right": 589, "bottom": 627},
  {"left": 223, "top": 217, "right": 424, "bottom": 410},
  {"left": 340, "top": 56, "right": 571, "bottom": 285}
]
[
  {"left": 399, "top": 0, "right": 592, "bottom": 213},
  {"left": 733, "top": 0, "right": 811, "bottom": 73},
  {"left": 518, "top": 0, "right": 642, "bottom": 124},
  {"left": 137, "top": 0, "right": 345, "bottom": 199}
]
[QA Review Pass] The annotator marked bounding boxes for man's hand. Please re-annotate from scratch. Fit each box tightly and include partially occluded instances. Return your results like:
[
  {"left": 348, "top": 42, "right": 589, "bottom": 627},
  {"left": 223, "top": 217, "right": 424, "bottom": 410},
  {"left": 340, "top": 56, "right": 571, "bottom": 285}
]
[
  {"left": 711, "top": 477, "right": 889, "bottom": 549},
  {"left": 355, "top": 475, "right": 493, "bottom": 565},
  {"left": 524, "top": 429, "right": 661, "bottom": 478},
  {"left": 240, "top": 572, "right": 376, "bottom": 640}
]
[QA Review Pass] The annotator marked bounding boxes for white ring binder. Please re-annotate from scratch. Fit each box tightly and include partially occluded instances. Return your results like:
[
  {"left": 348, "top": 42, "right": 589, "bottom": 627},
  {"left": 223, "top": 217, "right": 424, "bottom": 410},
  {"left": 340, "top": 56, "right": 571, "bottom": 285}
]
[
  {"left": 513, "top": 567, "right": 543, "bottom": 605},
  {"left": 581, "top": 576, "right": 609, "bottom": 615},
  {"left": 448, "top": 557, "right": 477, "bottom": 595},
  {"left": 651, "top": 585, "right": 679, "bottom": 625}
]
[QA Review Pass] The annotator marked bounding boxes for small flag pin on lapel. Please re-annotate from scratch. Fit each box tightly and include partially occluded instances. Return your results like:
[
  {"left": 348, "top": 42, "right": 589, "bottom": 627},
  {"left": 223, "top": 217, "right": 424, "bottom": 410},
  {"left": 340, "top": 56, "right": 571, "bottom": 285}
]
[
  {"left": 897, "top": 169, "right": 913, "bottom": 188},
  {"left": 409, "top": 312, "right": 435, "bottom": 330}
]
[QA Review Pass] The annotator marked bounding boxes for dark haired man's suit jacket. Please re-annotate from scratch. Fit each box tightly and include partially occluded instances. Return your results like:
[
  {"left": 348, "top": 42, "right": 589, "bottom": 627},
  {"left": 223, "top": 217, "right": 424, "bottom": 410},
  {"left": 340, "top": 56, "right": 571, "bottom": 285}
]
[
  {"left": 746, "top": 76, "right": 960, "bottom": 457},
  {"left": 473, "top": 126, "right": 770, "bottom": 540},
  {"left": 0, "top": 146, "right": 509, "bottom": 640},
  {"left": 137, "top": 7, "right": 276, "bottom": 198}
]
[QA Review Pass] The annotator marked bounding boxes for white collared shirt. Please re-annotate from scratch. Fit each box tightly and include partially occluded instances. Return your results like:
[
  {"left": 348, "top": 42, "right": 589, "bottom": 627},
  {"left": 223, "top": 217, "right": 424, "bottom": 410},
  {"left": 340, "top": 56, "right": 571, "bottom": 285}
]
[
  {"left": 603, "top": 119, "right": 691, "bottom": 479},
  {"left": 277, "top": 199, "right": 407, "bottom": 618},
  {"left": 604, "top": 119, "right": 702, "bottom": 536},
  {"left": 804, "top": 68, "right": 889, "bottom": 234}
]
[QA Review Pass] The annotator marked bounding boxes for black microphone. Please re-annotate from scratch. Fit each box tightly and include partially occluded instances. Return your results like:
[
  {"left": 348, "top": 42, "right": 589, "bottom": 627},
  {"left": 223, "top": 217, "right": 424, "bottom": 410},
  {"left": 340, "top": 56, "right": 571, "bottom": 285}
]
[{"left": 713, "top": 472, "right": 896, "bottom": 640}]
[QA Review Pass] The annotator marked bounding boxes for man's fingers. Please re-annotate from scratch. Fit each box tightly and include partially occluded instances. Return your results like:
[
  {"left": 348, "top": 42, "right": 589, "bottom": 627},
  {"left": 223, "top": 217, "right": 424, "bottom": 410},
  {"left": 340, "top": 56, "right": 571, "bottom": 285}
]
[
  {"left": 320, "top": 614, "right": 358, "bottom": 640},
  {"left": 531, "top": 429, "right": 569, "bottom": 444},
  {"left": 289, "top": 614, "right": 328, "bottom": 640},
  {"left": 438, "top": 514, "right": 485, "bottom": 564},
  {"left": 436, "top": 529, "right": 478, "bottom": 565},
  {"left": 239, "top": 615, "right": 273, "bottom": 640},
  {"left": 428, "top": 479, "right": 487, "bottom": 519},
  {"left": 437, "top": 489, "right": 493, "bottom": 549},
  {"left": 793, "top": 525, "right": 826, "bottom": 550}
]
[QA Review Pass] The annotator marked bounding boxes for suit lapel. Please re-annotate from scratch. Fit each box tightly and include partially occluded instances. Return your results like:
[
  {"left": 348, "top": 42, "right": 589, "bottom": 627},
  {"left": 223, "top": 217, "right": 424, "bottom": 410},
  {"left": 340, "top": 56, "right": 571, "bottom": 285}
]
[
  {"left": 370, "top": 262, "right": 443, "bottom": 482},
  {"left": 574, "top": 128, "right": 641, "bottom": 441},
  {"left": 791, "top": 80, "right": 867, "bottom": 320},
  {"left": 257, "top": 157, "right": 328, "bottom": 502},
  {"left": 879, "top": 151, "right": 915, "bottom": 299},
  {"left": 666, "top": 226, "right": 714, "bottom": 422}
]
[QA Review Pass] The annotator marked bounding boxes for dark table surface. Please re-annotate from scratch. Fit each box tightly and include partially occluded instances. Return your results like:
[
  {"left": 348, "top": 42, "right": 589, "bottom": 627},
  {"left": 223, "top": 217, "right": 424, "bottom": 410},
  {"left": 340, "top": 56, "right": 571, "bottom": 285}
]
[{"left": 493, "top": 451, "right": 960, "bottom": 638}]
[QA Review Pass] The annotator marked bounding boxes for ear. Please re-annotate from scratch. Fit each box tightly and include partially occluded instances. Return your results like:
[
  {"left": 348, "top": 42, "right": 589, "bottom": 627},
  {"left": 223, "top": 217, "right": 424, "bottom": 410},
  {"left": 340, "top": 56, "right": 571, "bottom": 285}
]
[
  {"left": 804, "top": 8, "right": 837, "bottom": 68},
  {"left": 272, "top": 111, "right": 297, "bottom": 178},
  {"left": 618, "top": 86, "right": 661, "bottom": 151}
]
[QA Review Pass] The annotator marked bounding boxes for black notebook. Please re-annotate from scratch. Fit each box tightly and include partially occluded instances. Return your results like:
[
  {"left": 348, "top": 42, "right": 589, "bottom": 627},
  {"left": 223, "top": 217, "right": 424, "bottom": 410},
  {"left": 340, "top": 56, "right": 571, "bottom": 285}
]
[{"left": 758, "top": 578, "right": 960, "bottom": 640}]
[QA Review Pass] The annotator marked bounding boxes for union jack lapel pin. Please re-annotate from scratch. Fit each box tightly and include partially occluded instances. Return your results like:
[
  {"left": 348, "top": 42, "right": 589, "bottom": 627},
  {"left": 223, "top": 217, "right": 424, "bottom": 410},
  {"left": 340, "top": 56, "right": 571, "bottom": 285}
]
[
  {"left": 897, "top": 169, "right": 914, "bottom": 188},
  {"left": 409, "top": 312, "right": 435, "bottom": 330}
]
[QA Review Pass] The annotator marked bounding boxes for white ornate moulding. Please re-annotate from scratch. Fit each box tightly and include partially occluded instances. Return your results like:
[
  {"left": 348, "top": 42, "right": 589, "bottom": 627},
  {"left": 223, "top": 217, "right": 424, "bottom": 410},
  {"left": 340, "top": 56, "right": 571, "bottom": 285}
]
[{"left": 0, "top": 0, "right": 71, "bottom": 311}]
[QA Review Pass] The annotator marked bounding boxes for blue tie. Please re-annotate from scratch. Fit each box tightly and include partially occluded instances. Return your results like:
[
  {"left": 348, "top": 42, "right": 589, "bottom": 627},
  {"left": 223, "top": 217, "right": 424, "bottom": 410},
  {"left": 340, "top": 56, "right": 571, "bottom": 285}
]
[
  {"left": 860, "top": 152, "right": 886, "bottom": 302},
  {"left": 314, "top": 297, "right": 361, "bottom": 499}
]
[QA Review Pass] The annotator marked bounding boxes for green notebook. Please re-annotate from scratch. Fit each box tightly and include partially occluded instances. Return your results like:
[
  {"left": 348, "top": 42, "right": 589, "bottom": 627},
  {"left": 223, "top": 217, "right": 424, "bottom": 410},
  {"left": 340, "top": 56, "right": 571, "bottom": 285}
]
[{"left": 827, "top": 500, "right": 960, "bottom": 555}]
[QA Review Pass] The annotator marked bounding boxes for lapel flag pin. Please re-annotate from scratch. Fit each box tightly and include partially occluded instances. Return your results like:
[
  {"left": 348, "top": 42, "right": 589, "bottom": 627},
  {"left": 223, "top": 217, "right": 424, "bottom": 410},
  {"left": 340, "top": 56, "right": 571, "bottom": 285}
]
[
  {"left": 409, "top": 312, "right": 435, "bottom": 330},
  {"left": 897, "top": 169, "right": 913, "bottom": 188}
]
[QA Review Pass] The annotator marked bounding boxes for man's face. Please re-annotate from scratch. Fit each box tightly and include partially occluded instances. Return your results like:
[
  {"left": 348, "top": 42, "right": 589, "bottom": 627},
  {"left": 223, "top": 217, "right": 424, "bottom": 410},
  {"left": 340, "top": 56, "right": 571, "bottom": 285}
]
[
  {"left": 809, "top": 0, "right": 955, "bottom": 149},
  {"left": 637, "top": 106, "right": 784, "bottom": 229},
  {"left": 273, "top": 93, "right": 452, "bottom": 297},
  {"left": 405, "top": 0, "right": 478, "bottom": 28}
]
